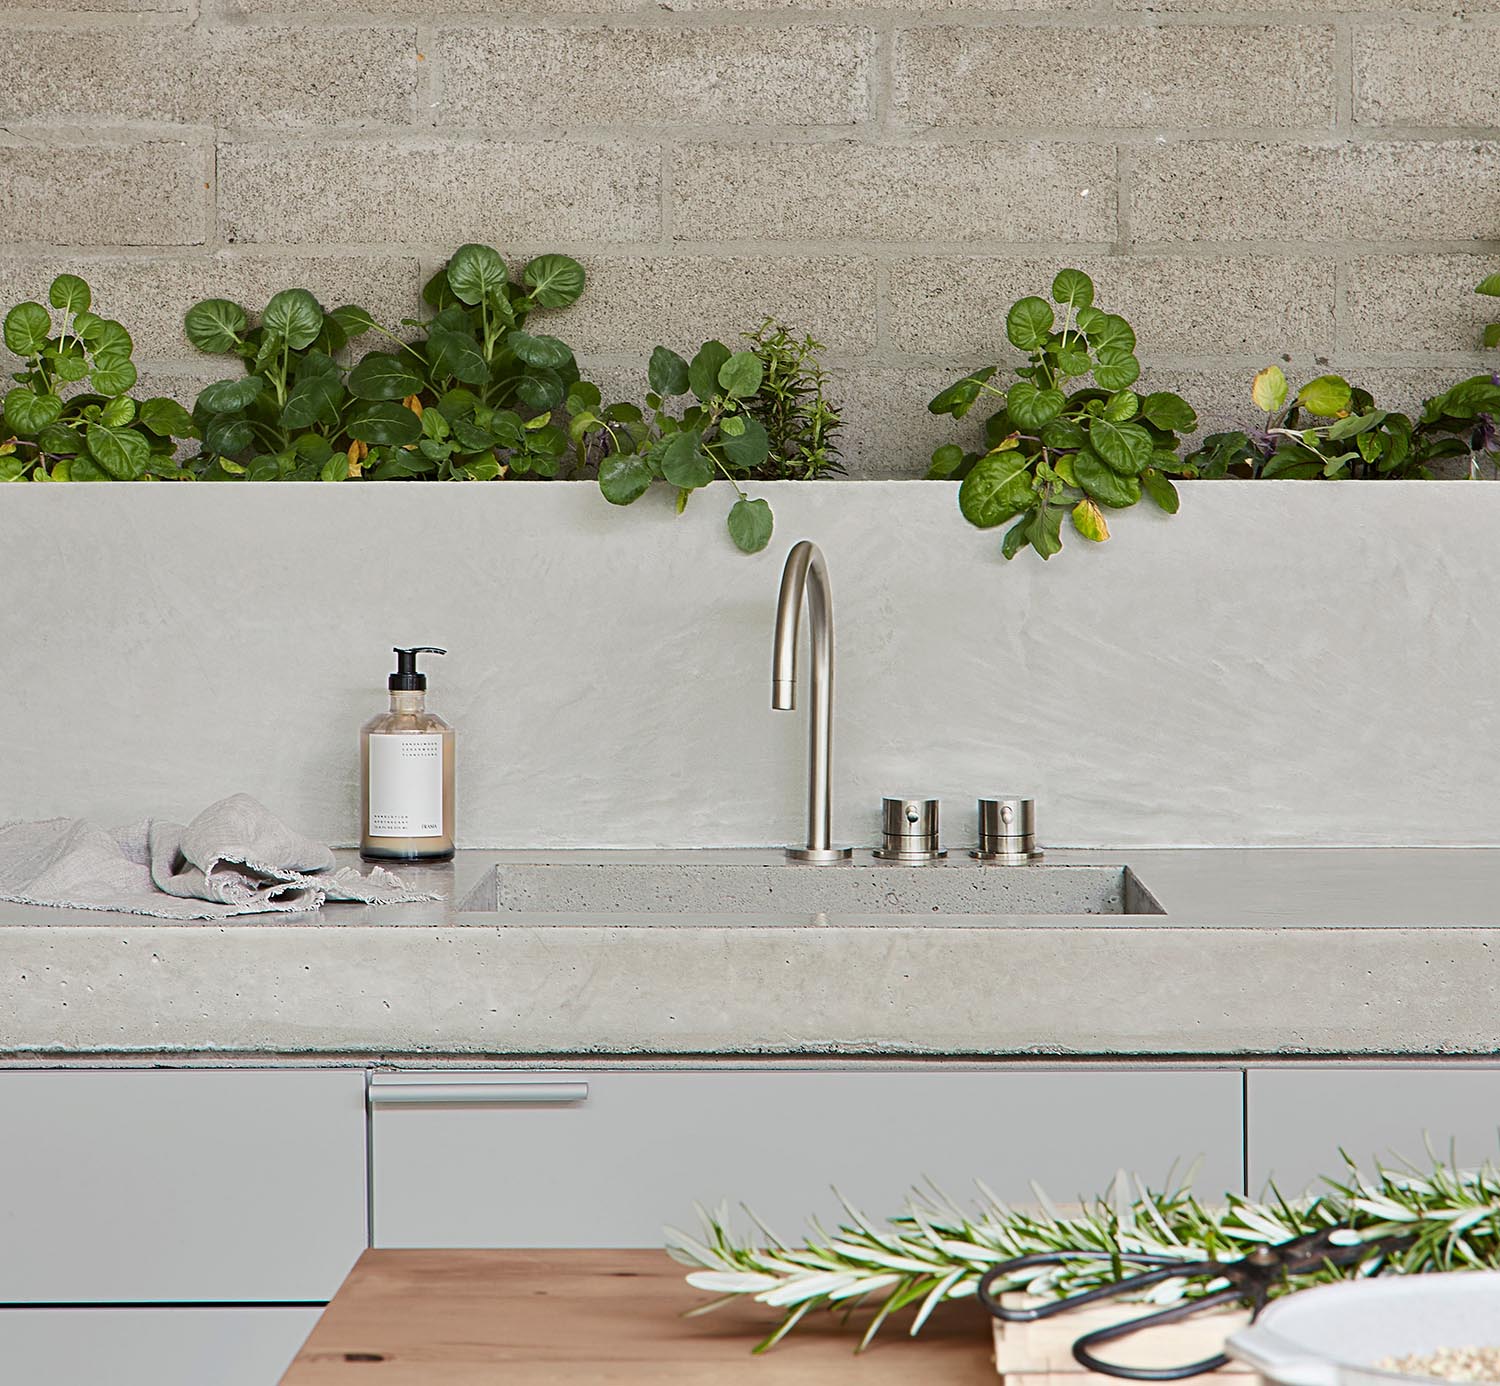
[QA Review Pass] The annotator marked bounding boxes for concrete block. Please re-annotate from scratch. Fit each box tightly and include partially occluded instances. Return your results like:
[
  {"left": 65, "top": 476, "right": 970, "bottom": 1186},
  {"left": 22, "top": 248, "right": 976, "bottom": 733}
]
[
  {"left": 231, "top": 0, "right": 1097, "bottom": 12},
  {"left": 0, "top": 27, "right": 416, "bottom": 128},
  {"left": 1118, "top": 0, "right": 1500, "bottom": 11},
  {"left": 674, "top": 141, "right": 1114, "bottom": 243},
  {"left": 6, "top": 0, "right": 187, "bottom": 10},
  {"left": 1344, "top": 253, "right": 1500, "bottom": 353},
  {"left": 0, "top": 140, "right": 208, "bottom": 246},
  {"left": 829, "top": 364, "right": 980, "bottom": 477},
  {"left": 886, "top": 254, "right": 1335, "bottom": 358},
  {"left": 1134, "top": 140, "right": 1500, "bottom": 242},
  {"left": 0, "top": 255, "right": 422, "bottom": 359},
  {"left": 218, "top": 139, "right": 662, "bottom": 245},
  {"left": 1356, "top": 24, "right": 1500, "bottom": 127},
  {"left": 892, "top": 25, "right": 1334, "bottom": 130},
  {"left": 437, "top": 25, "right": 872, "bottom": 128},
  {"left": 549, "top": 255, "right": 875, "bottom": 353}
]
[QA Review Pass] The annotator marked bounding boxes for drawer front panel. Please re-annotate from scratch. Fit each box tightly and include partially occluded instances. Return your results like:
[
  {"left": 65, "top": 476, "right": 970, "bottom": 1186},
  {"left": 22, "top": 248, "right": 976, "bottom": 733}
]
[
  {"left": 0, "top": 1307, "right": 320, "bottom": 1386},
  {"left": 371, "top": 1068, "right": 1243, "bottom": 1248},
  {"left": 0, "top": 1069, "right": 366, "bottom": 1303},
  {"left": 1248, "top": 1067, "right": 1500, "bottom": 1194}
]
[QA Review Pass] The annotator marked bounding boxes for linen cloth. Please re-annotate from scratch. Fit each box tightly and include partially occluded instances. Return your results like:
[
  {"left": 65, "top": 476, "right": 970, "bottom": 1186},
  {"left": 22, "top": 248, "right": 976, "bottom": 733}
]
[{"left": 0, "top": 793, "right": 436, "bottom": 919}]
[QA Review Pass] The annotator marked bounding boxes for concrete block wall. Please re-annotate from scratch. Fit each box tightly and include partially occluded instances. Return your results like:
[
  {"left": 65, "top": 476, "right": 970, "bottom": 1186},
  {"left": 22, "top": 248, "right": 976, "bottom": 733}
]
[{"left": 3, "top": 0, "right": 1498, "bottom": 475}]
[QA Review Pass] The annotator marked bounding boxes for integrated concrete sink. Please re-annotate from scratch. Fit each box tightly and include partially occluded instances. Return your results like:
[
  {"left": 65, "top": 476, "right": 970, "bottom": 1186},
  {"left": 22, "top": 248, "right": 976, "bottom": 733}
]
[{"left": 466, "top": 858, "right": 1164, "bottom": 917}]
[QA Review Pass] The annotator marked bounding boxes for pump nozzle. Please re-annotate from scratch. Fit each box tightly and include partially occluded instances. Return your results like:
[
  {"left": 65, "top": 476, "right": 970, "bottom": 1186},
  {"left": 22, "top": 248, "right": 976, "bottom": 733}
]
[{"left": 390, "top": 646, "right": 446, "bottom": 691}]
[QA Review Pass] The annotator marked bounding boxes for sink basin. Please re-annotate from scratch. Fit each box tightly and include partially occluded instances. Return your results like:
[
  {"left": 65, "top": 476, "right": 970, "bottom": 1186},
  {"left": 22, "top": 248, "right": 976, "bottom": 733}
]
[{"left": 465, "top": 857, "right": 1164, "bottom": 917}]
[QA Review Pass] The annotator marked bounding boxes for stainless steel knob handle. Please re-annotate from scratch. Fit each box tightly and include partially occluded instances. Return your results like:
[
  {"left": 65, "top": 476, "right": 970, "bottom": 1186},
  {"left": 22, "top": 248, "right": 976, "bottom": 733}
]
[
  {"left": 874, "top": 797, "right": 946, "bottom": 862},
  {"left": 973, "top": 797, "right": 1042, "bottom": 863},
  {"left": 369, "top": 1080, "right": 589, "bottom": 1107}
]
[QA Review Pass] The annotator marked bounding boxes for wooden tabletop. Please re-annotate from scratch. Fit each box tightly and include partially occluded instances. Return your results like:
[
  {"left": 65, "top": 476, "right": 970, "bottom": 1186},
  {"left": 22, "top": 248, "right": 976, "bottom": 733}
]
[{"left": 280, "top": 1248, "right": 999, "bottom": 1384}]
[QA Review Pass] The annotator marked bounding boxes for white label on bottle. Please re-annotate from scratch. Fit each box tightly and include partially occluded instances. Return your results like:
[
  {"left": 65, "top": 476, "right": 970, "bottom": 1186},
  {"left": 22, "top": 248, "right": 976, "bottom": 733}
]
[{"left": 369, "top": 734, "right": 444, "bottom": 838}]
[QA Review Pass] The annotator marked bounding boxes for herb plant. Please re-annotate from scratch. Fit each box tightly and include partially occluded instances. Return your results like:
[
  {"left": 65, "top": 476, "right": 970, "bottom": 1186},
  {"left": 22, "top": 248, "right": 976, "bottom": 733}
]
[
  {"left": 672, "top": 1153, "right": 1500, "bottom": 1353},
  {"left": 741, "top": 319, "right": 843, "bottom": 480},
  {"left": 184, "top": 244, "right": 588, "bottom": 482},
  {"left": 1185, "top": 366, "right": 1465, "bottom": 480},
  {"left": 575, "top": 339, "right": 777, "bottom": 554},
  {"left": 927, "top": 270, "right": 1198, "bottom": 560},
  {"left": 1, "top": 275, "right": 196, "bottom": 481}
]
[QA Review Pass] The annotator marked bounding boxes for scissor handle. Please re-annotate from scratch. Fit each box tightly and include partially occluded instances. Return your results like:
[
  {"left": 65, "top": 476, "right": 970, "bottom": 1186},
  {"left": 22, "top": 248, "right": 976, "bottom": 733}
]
[{"left": 1072, "top": 1285, "right": 1252, "bottom": 1381}]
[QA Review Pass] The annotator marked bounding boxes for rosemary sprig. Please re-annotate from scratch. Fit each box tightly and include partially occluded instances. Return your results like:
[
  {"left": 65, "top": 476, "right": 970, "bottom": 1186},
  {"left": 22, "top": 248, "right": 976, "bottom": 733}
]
[{"left": 666, "top": 1153, "right": 1500, "bottom": 1353}]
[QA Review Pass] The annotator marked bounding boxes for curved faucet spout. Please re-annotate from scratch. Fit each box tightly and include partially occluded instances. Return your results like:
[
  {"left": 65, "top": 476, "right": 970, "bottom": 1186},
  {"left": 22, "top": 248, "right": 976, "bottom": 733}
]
[{"left": 771, "top": 541, "right": 851, "bottom": 863}]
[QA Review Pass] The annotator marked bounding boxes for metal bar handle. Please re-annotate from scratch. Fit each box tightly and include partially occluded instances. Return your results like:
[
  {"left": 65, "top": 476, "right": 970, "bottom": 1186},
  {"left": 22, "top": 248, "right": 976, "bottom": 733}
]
[{"left": 369, "top": 1081, "right": 589, "bottom": 1107}]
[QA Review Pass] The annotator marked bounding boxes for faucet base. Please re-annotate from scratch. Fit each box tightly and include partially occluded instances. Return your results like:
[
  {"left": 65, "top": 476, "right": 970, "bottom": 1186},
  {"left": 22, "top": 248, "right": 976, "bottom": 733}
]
[{"left": 785, "top": 846, "right": 854, "bottom": 864}]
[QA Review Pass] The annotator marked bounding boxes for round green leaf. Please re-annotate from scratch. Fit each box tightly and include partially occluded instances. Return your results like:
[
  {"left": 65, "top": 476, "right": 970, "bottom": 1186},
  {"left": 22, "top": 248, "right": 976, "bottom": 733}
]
[
  {"left": 261, "top": 288, "right": 323, "bottom": 351},
  {"left": 348, "top": 352, "right": 424, "bottom": 401},
  {"left": 89, "top": 352, "right": 137, "bottom": 396},
  {"left": 101, "top": 396, "right": 136, "bottom": 427},
  {"left": 509, "top": 330, "right": 574, "bottom": 370},
  {"left": 1141, "top": 391, "right": 1197, "bottom": 433},
  {"left": 38, "top": 422, "right": 84, "bottom": 455},
  {"left": 49, "top": 343, "right": 88, "bottom": 382},
  {"left": 185, "top": 298, "right": 249, "bottom": 353},
  {"left": 1102, "top": 390, "right": 1139, "bottom": 423},
  {"left": 1091, "top": 348, "right": 1140, "bottom": 391},
  {"left": 648, "top": 346, "right": 689, "bottom": 397},
  {"left": 197, "top": 375, "right": 264, "bottom": 414},
  {"left": 203, "top": 415, "right": 255, "bottom": 457},
  {"left": 929, "top": 367, "right": 997, "bottom": 420},
  {"left": 1477, "top": 273, "right": 1500, "bottom": 298},
  {"left": 282, "top": 373, "right": 345, "bottom": 429},
  {"left": 1005, "top": 296, "right": 1055, "bottom": 351},
  {"left": 4, "top": 302, "right": 51, "bottom": 356},
  {"left": 3, "top": 387, "right": 63, "bottom": 435},
  {"left": 927, "top": 443, "right": 968, "bottom": 479},
  {"left": 1140, "top": 466, "right": 1180, "bottom": 514},
  {"left": 721, "top": 416, "right": 769, "bottom": 470},
  {"left": 523, "top": 254, "right": 585, "bottom": 309},
  {"left": 718, "top": 350, "right": 764, "bottom": 400},
  {"left": 515, "top": 370, "right": 564, "bottom": 412},
  {"left": 1040, "top": 417, "right": 1087, "bottom": 451},
  {"left": 1051, "top": 268, "right": 1094, "bottom": 311},
  {"left": 90, "top": 319, "right": 133, "bottom": 358},
  {"left": 446, "top": 244, "right": 508, "bottom": 306},
  {"left": 958, "top": 453, "right": 1034, "bottom": 529},
  {"left": 85, "top": 422, "right": 150, "bottom": 480},
  {"left": 330, "top": 304, "right": 378, "bottom": 339},
  {"left": 1006, "top": 380, "right": 1065, "bottom": 429},
  {"left": 1088, "top": 418, "right": 1153, "bottom": 475},
  {"left": 1251, "top": 365, "right": 1288, "bottom": 414},
  {"left": 688, "top": 341, "right": 732, "bottom": 403},
  {"left": 1296, "top": 374, "right": 1353, "bottom": 418},
  {"left": 726, "top": 496, "right": 774, "bottom": 554},
  {"left": 1074, "top": 449, "right": 1141, "bottom": 508},
  {"left": 659, "top": 429, "right": 713, "bottom": 489},
  {"left": 425, "top": 328, "right": 489, "bottom": 386},
  {"left": 48, "top": 274, "right": 91, "bottom": 315},
  {"left": 139, "top": 396, "right": 197, "bottom": 439},
  {"left": 1085, "top": 313, "right": 1136, "bottom": 356},
  {"left": 349, "top": 401, "right": 422, "bottom": 446}
]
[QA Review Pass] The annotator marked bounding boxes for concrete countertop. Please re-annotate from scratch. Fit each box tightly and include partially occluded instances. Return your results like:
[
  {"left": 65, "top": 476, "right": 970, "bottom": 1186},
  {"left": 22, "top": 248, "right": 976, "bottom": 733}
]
[{"left": 5, "top": 847, "right": 1499, "bottom": 1059}]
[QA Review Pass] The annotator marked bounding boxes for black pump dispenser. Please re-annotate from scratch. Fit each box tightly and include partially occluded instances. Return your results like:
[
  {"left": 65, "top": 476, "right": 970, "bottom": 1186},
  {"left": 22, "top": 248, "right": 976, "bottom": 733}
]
[{"left": 390, "top": 646, "right": 445, "bottom": 692}]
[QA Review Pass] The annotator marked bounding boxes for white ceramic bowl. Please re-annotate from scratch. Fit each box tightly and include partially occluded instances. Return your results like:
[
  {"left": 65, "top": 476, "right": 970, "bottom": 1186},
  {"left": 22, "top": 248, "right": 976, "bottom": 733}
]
[{"left": 1228, "top": 1272, "right": 1500, "bottom": 1386}]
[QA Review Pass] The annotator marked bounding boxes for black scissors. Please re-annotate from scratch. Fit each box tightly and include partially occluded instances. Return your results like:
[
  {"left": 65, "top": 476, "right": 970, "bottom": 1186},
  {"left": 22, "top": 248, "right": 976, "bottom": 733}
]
[{"left": 977, "top": 1227, "right": 1413, "bottom": 1380}]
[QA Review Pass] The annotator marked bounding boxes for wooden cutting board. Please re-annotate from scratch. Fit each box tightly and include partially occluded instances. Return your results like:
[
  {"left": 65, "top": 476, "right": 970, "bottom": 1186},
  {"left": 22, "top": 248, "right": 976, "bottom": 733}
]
[{"left": 279, "top": 1248, "right": 1001, "bottom": 1384}]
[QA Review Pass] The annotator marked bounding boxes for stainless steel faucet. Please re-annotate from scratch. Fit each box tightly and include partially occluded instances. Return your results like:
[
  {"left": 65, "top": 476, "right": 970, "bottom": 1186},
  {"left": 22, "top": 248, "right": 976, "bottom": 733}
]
[{"left": 771, "top": 540, "right": 852, "bottom": 863}]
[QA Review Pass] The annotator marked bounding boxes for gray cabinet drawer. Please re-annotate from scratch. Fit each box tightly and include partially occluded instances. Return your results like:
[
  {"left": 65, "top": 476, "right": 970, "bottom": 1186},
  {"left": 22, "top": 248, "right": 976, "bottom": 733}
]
[
  {"left": 1247, "top": 1067, "right": 1500, "bottom": 1194},
  {"left": 0, "top": 1069, "right": 366, "bottom": 1303},
  {"left": 371, "top": 1067, "right": 1243, "bottom": 1248},
  {"left": 0, "top": 1307, "right": 320, "bottom": 1386}
]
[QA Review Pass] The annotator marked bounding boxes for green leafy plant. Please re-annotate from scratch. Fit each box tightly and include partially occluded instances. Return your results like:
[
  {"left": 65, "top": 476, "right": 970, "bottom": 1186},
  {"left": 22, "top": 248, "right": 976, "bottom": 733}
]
[
  {"left": 1418, "top": 372, "right": 1500, "bottom": 477},
  {"left": 740, "top": 319, "right": 843, "bottom": 481},
  {"left": 184, "top": 244, "right": 589, "bottom": 482},
  {"left": 927, "top": 269, "right": 1198, "bottom": 561},
  {"left": 576, "top": 339, "right": 777, "bottom": 554},
  {"left": 1, "top": 274, "right": 196, "bottom": 481},
  {"left": 671, "top": 1152, "right": 1500, "bottom": 1354},
  {"left": 1186, "top": 366, "right": 1463, "bottom": 480},
  {"left": 1478, "top": 272, "right": 1500, "bottom": 349}
]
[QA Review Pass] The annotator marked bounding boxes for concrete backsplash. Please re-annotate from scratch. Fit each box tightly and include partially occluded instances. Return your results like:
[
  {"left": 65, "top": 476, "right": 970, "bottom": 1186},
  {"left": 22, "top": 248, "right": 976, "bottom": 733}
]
[
  {"left": 1, "top": 481, "right": 1495, "bottom": 850},
  {"left": 2, "top": 0, "right": 1499, "bottom": 476}
]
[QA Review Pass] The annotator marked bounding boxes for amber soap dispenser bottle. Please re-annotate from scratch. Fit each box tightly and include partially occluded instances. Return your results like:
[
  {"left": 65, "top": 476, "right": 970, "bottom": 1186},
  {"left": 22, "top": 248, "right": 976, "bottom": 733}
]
[{"left": 361, "top": 646, "right": 455, "bottom": 862}]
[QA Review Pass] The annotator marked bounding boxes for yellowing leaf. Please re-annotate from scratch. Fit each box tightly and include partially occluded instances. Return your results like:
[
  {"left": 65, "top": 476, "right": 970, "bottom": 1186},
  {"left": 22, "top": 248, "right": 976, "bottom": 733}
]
[
  {"left": 1071, "top": 498, "right": 1110, "bottom": 543},
  {"left": 1251, "top": 365, "right": 1288, "bottom": 415},
  {"left": 346, "top": 440, "right": 360, "bottom": 470},
  {"left": 986, "top": 431, "right": 1022, "bottom": 454},
  {"left": 402, "top": 394, "right": 424, "bottom": 418}
]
